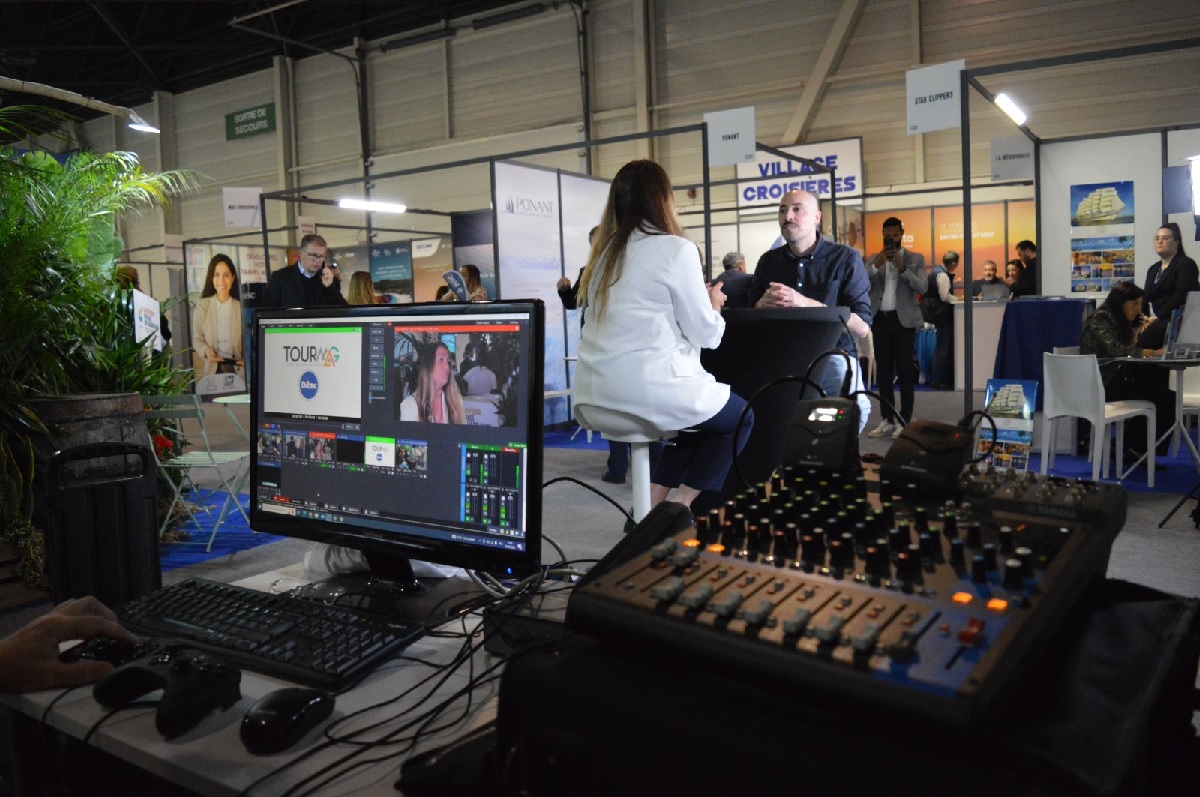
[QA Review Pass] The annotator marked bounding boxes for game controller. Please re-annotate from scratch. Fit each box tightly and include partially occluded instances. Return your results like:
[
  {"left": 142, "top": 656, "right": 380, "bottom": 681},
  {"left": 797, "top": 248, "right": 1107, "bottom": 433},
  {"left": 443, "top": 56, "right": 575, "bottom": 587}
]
[
  {"left": 60, "top": 637, "right": 160, "bottom": 667},
  {"left": 93, "top": 644, "right": 242, "bottom": 739}
]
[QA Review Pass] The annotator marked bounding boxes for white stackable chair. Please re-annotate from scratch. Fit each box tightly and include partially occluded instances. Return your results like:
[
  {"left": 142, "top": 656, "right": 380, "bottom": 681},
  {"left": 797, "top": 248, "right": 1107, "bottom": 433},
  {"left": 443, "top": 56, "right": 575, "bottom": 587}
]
[
  {"left": 574, "top": 404, "right": 675, "bottom": 522},
  {"left": 1040, "top": 353, "right": 1155, "bottom": 486}
]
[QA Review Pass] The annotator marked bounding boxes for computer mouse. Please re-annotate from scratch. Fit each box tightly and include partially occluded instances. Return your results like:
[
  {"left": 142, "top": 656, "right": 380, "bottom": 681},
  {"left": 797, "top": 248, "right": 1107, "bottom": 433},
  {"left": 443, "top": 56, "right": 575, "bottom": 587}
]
[{"left": 240, "top": 687, "right": 335, "bottom": 755}]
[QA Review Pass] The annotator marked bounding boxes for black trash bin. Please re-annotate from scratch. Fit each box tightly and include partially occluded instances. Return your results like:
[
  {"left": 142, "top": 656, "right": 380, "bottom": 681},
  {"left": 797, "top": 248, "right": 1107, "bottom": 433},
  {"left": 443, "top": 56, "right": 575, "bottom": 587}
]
[{"left": 45, "top": 442, "right": 161, "bottom": 608}]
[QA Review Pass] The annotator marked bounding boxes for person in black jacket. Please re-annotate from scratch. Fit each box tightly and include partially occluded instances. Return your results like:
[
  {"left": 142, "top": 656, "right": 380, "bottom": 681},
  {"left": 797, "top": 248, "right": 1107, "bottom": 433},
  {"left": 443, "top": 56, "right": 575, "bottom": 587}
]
[
  {"left": 1140, "top": 222, "right": 1199, "bottom": 351},
  {"left": 1009, "top": 240, "right": 1038, "bottom": 298},
  {"left": 265, "top": 234, "right": 348, "bottom": 308}
]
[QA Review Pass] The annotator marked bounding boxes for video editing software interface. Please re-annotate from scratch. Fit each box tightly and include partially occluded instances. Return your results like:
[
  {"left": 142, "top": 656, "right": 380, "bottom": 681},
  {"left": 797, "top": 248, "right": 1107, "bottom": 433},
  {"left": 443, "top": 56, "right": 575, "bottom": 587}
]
[{"left": 251, "top": 303, "right": 541, "bottom": 568}]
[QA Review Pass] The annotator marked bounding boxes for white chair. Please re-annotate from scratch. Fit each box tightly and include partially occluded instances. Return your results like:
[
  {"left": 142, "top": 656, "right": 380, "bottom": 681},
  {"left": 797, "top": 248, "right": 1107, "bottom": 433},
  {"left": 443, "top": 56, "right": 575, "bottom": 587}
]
[
  {"left": 1040, "top": 353, "right": 1155, "bottom": 486},
  {"left": 574, "top": 404, "right": 675, "bottom": 522},
  {"left": 143, "top": 393, "right": 252, "bottom": 550}
]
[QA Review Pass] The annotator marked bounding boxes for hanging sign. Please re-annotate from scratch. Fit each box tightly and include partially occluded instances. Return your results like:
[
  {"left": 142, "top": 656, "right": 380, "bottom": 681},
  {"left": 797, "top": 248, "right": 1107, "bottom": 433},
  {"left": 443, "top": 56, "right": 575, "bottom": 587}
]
[
  {"left": 991, "top": 135, "right": 1035, "bottom": 180},
  {"left": 703, "top": 106, "right": 757, "bottom": 167},
  {"left": 223, "top": 187, "right": 262, "bottom": 229},
  {"left": 906, "top": 60, "right": 965, "bottom": 135}
]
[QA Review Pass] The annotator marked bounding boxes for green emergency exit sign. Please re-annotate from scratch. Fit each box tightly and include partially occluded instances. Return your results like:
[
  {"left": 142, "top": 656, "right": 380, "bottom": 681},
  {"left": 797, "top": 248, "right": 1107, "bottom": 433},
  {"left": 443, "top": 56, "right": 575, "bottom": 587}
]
[{"left": 225, "top": 103, "right": 276, "bottom": 141}]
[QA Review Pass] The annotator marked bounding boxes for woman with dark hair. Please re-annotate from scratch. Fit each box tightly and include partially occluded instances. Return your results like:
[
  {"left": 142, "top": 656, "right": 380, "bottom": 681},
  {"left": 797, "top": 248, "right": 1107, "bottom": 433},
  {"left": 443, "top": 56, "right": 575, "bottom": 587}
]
[
  {"left": 192, "top": 253, "right": 243, "bottom": 374},
  {"left": 398, "top": 342, "right": 466, "bottom": 424},
  {"left": 459, "top": 264, "right": 487, "bottom": 301},
  {"left": 1079, "top": 280, "right": 1174, "bottom": 460},
  {"left": 575, "top": 159, "right": 752, "bottom": 510},
  {"left": 1140, "top": 222, "right": 1199, "bottom": 350},
  {"left": 1004, "top": 259, "right": 1025, "bottom": 297}
]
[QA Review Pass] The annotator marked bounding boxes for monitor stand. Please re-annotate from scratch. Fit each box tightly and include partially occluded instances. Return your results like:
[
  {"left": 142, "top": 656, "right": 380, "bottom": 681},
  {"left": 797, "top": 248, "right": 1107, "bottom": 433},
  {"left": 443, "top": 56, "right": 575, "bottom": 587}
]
[{"left": 288, "top": 550, "right": 489, "bottom": 627}]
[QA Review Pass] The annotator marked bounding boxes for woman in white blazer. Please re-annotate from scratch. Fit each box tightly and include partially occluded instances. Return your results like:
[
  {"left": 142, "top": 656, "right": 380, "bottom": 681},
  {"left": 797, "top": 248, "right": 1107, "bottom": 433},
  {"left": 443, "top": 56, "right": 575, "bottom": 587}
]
[
  {"left": 575, "top": 160, "right": 753, "bottom": 509},
  {"left": 192, "top": 254, "right": 244, "bottom": 375}
]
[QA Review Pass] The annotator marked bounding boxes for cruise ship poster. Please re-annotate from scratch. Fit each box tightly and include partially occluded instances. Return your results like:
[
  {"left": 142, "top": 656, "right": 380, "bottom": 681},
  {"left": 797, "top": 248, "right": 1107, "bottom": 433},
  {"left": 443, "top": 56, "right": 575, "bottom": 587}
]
[
  {"left": 1070, "top": 234, "right": 1135, "bottom": 293},
  {"left": 1070, "top": 181, "right": 1135, "bottom": 227}
]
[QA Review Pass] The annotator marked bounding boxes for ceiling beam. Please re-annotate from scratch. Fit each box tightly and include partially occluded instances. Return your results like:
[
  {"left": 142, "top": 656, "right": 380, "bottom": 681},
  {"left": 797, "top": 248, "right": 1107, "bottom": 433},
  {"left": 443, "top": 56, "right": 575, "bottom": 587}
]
[
  {"left": 781, "top": 0, "right": 866, "bottom": 145},
  {"left": 86, "top": 0, "right": 163, "bottom": 85}
]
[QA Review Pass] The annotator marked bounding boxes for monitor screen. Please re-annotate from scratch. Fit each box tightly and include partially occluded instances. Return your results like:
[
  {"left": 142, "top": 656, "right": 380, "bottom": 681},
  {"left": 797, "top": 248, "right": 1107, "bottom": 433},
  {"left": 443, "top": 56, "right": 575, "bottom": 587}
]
[{"left": 249, "top": 300, "right": 544, "bottom": 584}]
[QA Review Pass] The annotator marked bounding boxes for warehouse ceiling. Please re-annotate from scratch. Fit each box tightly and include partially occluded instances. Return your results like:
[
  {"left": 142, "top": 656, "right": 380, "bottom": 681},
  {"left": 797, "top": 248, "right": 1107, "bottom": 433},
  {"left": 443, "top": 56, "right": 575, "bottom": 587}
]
[{"left": 0, "top": 0, "right": 531, "bottom": 123}]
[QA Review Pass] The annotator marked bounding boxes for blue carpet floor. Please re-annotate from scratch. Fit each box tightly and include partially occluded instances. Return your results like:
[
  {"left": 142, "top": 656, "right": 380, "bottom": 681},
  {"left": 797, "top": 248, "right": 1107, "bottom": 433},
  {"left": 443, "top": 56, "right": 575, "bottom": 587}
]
[
  {"left": 160, "top": 491, "right": 285, "bottom": 572},
  {"left": 1026, "top": 449, "right": 1198, "bottom": 494}
]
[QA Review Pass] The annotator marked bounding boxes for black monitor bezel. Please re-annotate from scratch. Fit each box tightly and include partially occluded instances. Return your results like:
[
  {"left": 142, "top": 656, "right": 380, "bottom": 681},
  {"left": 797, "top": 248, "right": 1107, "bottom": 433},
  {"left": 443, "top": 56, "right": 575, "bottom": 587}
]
[{"left": 248, "top": 299, "right": 544, "bottom": 579}]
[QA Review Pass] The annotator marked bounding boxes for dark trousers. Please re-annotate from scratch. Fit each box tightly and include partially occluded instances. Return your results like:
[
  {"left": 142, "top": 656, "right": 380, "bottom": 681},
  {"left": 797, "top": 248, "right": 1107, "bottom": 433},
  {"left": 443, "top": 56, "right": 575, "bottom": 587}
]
[
  {"left": 652, "top": 394, "right": 754, "bottom": 493},
  {"left": 606, "top": 440, "right": 664, "bottom": 479},
  {"left": 933, "top": 317, "right": 954, "bottom": 387},
  {"left": 873, "top": 311, "right": 917, "bottom": 424}
]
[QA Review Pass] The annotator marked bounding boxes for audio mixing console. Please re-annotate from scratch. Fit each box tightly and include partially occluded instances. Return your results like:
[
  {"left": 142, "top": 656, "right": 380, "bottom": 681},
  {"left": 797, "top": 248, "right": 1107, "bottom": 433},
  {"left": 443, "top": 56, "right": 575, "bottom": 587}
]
[{"left": 567, "top": 465, "right": 1127, "bottom": 727}]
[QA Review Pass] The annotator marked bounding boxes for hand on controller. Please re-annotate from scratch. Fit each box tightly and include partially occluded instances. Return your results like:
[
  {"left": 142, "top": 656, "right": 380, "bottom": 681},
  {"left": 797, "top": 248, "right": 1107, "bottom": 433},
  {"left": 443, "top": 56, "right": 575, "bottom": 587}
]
[{"left": 0, "top": 596, "right": 136, "bottom": 694}]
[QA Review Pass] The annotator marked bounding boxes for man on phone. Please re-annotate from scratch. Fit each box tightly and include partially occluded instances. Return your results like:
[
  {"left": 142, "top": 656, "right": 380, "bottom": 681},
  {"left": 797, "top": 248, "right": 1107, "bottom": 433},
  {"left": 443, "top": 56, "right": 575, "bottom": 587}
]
[
  {"left": 865, "top": 217, "right": 927, "bottom": 438},
  {"left": 265, "top": 233, "right": 348, "bottom": 308}
]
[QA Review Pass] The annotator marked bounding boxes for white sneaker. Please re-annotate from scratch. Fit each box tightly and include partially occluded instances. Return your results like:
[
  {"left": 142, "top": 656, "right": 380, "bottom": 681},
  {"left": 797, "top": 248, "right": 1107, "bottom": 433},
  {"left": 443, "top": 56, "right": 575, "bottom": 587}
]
[
  {"left": 868, "top": 421, "right": 895, "bottom": 438},
  {"left": 891, "top": 424, "right": 905, "bottom": 439}
]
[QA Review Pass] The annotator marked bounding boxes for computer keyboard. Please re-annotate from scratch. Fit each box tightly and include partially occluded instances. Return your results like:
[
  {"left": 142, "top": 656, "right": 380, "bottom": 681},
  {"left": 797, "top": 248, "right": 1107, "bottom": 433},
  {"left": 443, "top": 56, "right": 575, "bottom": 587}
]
[{"left": 117, "top": 578, "right": 424, "bottom": 691}]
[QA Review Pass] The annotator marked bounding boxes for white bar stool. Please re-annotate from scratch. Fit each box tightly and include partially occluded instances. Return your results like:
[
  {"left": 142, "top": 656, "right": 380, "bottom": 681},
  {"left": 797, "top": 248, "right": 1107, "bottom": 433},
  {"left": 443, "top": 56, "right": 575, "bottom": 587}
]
[{"left": 573, "top": 405, "right": 675, "bottom": 522}]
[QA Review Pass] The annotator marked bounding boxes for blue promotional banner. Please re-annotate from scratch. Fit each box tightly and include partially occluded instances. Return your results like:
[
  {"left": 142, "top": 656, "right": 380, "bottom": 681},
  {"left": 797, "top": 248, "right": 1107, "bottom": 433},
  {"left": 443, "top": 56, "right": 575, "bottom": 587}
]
[{"left": 370, "top": 241, "right": 414, "bottom": 303}]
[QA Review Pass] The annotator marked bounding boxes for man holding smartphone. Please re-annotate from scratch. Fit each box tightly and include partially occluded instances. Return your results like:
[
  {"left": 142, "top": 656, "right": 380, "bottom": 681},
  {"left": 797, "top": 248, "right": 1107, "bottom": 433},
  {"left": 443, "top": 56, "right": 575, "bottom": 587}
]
[{"left": 866, "top": 217, "right": 927, "bottom": 439}]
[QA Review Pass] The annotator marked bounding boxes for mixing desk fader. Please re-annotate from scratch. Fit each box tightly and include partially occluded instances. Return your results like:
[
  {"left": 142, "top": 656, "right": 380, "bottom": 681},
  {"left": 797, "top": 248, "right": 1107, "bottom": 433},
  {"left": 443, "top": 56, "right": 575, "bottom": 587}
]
[{"left": 567, "top": 466, "right": 1127, "bottom": 728}]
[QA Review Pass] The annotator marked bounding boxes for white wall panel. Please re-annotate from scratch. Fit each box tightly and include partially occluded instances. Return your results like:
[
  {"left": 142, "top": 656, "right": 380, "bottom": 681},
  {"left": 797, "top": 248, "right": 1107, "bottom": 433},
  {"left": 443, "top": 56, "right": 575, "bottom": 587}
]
[
  {"left": 1039, "top": 132, "right": 1161, "bottom": 297},
  {"left": 449, "top": 12, "right": 582, "bottom": 140}
]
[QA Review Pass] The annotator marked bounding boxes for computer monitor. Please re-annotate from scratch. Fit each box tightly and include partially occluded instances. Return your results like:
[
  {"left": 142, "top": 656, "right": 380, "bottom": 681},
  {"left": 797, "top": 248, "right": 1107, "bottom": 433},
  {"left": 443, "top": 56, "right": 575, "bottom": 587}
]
[{"left": 249, "top": 300, "right": 544, "bottom": 610}]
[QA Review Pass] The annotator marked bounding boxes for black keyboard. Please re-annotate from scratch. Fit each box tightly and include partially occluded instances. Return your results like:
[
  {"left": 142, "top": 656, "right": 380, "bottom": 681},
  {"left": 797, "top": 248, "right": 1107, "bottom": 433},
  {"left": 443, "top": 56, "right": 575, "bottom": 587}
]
[{"left": 117, "top": 578, "right": 424, "bottom": 690}]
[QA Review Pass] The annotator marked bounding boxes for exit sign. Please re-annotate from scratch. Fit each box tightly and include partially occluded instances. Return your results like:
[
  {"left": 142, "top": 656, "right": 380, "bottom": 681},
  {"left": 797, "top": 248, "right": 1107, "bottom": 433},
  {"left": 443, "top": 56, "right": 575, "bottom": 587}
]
[{"left": 225, "top": 103, "right": 276, "bottom": 141}]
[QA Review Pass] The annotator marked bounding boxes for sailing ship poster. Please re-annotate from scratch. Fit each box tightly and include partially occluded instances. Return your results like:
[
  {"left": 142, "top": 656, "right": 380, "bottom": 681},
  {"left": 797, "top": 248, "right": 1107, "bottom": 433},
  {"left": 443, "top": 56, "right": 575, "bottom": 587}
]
[
  {"left": 1070, "top": 181, "right": 1135, "bottom": 226},
  {"left": 1070, "top": 235, "right": 1135, "bottom": 293}
]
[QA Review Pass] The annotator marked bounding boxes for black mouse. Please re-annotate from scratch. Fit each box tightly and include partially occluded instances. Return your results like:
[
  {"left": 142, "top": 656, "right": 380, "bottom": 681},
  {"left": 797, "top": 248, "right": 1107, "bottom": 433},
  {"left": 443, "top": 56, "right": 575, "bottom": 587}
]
[{"left": 240, "top": 687, "right": 335, "bottom": 755}]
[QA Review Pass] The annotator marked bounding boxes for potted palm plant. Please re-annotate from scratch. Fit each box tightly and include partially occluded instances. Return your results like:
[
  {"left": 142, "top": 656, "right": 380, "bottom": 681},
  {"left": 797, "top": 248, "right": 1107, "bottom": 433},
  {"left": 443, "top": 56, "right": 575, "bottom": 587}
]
[{"left": 0, "top": 105, "right": 196, "bottom": 588}]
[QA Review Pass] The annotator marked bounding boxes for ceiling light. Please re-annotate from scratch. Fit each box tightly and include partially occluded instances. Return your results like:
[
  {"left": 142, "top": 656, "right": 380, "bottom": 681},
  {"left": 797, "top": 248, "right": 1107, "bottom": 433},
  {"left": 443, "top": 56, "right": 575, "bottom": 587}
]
[
  {"left": 994, "top": 93, "right": 1027, "bottom": 127},
  {"left": 472, "top": 3, "right": 547, "bottom": 30},
  {"left": 126, "top": 111, "right": 160, "bottom": 134},
  {"left": 338, "top": 197, "right": 407, "bottom": 214}
]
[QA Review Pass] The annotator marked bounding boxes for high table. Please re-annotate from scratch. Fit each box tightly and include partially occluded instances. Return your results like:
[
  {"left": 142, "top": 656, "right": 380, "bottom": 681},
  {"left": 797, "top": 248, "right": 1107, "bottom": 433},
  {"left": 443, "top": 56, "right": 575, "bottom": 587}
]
[
  {"left": 0, "top": 567, "right": 498, "bottom": 796},
  {"left": 212, "top": 392, "right": 251, "bottom": 444}
]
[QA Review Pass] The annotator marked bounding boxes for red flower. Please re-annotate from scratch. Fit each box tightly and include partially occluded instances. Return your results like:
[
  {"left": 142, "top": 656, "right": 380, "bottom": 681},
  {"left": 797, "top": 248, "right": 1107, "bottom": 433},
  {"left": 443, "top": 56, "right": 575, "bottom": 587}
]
[{"left": 152, "top": 433, "right": 174, "bottom": 458}]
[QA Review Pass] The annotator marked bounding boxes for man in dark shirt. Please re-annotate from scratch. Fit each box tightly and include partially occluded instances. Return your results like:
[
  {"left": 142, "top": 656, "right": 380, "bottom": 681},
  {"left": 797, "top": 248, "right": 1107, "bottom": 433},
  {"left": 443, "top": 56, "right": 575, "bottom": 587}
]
[
  {"left": 749, "top": 189, "right": 873, "bottom": 432},
  {"left": 713, "top": 252, "right": 752, "bottom": 309},
  {"left": 1009, "top": 240, "right": 1038, "bottom": 298},
  {"left": 265, "top": 233, "right": 348, "bottom": 308}
]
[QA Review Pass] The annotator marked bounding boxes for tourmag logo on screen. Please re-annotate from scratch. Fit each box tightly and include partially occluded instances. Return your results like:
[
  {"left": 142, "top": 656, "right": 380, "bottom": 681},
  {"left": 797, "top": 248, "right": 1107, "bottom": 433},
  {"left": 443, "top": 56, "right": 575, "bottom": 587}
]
[{"left": 264, "top": 327, "right": 362, "bottom": 419}]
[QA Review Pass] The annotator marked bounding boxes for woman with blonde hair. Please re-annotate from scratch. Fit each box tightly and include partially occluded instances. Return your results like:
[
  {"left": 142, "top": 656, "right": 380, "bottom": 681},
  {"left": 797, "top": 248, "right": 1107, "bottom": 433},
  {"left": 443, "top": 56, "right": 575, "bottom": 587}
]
[
  {"left": 459, "top": 263, "right": 487, "bottom": 301},
  {"left": 398, "top": 342, "right": 466, "bottom": 424},
  {"left": 347, "top": 271, "right": 381, "bottom": 305},
  {"left": 192, "top": 253, "right": 243, "bottom": 374},
  {"left": 575, "top": 159, "right": 752, "bottom": 510}
]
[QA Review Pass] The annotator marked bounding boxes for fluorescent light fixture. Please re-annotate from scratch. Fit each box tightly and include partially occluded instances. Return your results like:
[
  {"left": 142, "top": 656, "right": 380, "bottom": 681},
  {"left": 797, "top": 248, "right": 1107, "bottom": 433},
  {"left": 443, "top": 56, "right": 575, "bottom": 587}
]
[
  {"left": 338, "top": 197, "right": 407, "bottom": 214},
  {"left": 472, "top": 3, "right": 547, "bottom": 30},
  {"left": 126, "top": 111, "right": 160, "bottom": 134},
  {"left": 380, "top": 27, "right": 456, "bottom": 52},
  {"left": 994, "top": 93, "right": 1027, "bottom": 127}
]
